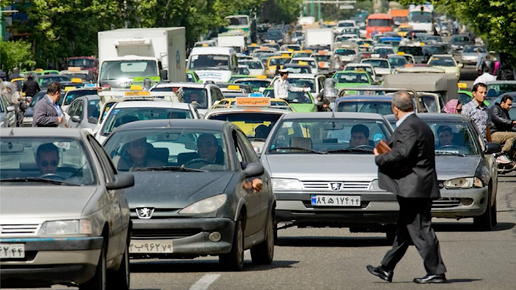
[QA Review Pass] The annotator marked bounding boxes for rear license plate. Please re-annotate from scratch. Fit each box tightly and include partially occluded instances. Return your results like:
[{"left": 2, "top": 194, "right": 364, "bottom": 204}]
[
  {"left": 129, "top": 240, "right": 173, "bottom": 253},
  {"left": 0, "top": 244, "right": 25, "bottom": 259},
  {"left": 311, "top": 195, "right": 361, "bottom": 207}
]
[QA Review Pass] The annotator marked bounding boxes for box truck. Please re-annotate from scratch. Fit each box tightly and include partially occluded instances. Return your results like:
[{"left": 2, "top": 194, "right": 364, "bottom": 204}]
[
  {"left": 304, "top": 28, "right": 334, "bottom": 51},
  {"left": 97, "top": 27, "right": 186, "bottom": 88}
]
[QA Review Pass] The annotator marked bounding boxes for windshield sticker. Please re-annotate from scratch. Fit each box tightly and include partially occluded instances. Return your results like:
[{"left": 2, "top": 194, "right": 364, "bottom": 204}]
[
  {"left": 112, "top": 109, "right": 121, "bottom": 115},
  {"left": 373, "top": 133, "right": 383, "bottom": 142},
  {"left": 54, "top": 142, "right": 71, "bottom": 150},
  {"left": 282, "top": 122, "right": 293, "bottom": 128}
]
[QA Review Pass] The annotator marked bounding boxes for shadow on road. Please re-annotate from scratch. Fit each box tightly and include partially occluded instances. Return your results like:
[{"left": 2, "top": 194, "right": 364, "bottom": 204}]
[
  {"left": 130, "top": 259, "right": 299, "bottom": 273},
  {"left": 276, "top": 236, "right": 391, "bottom": 248},
  {"left": 388, "top": 278, "right": 482, "bottom": 284},
  {"left": 433, "top": 222, "right": 515, "bottom": 232}
]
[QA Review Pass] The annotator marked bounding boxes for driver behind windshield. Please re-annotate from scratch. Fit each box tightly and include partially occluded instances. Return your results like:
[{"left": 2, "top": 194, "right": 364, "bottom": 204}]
[
  {"left": 349, "top": 124, "right": 370, "bottom": 147},
  {"left": 36, "top": 143, "right": 59, "bottom": 175},
  {"left": 437, "top": 125, "right": 454, "bottom": 148},
  {"left": 118, "top": 137, "right": 165, "bottom": 171},
  {"left": 196, "top": 134, "right": 224, "bottom": 164}
]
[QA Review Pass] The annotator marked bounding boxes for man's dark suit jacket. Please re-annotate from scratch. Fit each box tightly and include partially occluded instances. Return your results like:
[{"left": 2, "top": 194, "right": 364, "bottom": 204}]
[
  {"left": 375, "top": 114, "right": 440, "bottom": 199},
  {"left": 32, "top": 96, "right": 59, "bottom": 127}
]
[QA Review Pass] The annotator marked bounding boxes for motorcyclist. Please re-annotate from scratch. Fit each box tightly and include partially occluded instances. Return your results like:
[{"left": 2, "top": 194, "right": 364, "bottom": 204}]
[
  {"left": 22, "top": 74, "right": 40, "bottom": 101},
  {"left": 319, "top": 78, "right": 338, "bottom": 111},
  {"left": 489, "top": 94, "right": 516, "bottom": 167},
  {"left": 1, "top": 81, "right": 25, "bottom": 127}
]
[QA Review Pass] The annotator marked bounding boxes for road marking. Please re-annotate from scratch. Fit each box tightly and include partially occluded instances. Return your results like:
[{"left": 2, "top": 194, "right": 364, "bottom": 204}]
[{"left": 189, "top": 274, "right": 221, "bottom": 290}]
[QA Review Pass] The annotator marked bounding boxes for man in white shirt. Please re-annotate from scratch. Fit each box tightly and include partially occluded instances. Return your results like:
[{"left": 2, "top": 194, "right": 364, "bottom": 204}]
[
  {"left": 273, "top": 68, "right": 308, "bottom": 100},
  {"left": 474, "top": 66, "right": 496, "bottom": 85}
]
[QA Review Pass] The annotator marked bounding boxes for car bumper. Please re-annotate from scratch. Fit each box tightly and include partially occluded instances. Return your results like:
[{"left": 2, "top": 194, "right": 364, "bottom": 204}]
[
  {"left": 274, "top": 191, "right": 399, "bottom": 227},
  {"left": 432, "top": 186, "right": 489, "bottom": 218},
  {"left": 22, "top": 116, "right": 32, "bottom": 127},
  {"left": 129, "top": 217, "right": 235, "bottom": 258},
  {"left": 0, "top": 237, "right": 103, "bottom": 287}
]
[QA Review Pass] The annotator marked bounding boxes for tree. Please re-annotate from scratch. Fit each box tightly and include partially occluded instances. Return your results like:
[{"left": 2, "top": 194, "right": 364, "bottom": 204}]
[{"left": 0, "top": 39, "right": 36, "bottom": 73}]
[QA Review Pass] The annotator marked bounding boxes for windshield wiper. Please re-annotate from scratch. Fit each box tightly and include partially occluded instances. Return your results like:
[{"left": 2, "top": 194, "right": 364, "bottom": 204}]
[
  {"left": 0, "top": 177, "right": 81, "bottom": 186},
  {"left": 435, "top": 151, "right": 466, "bottom": 157},
  {"left": 269, "top": 146, "right": 327, "bottom": 154},
  {"left": 133, "top": 166, "right": 207, "bottom": 172},
  {"left": 327, "top": 148, "right": 373, "bottom": 154}
]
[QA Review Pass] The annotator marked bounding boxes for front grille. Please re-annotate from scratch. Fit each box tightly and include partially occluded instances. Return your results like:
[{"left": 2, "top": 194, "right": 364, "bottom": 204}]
[
  {"left": 130, "top": 208, "right": 180, "bottom": 219},
  {"left": 302, "top": 181, "right": 371, "bottom": 191},
  {"left": 132, "top": 228, "right": 202, "bottom": 240},
  {"left": 432, "top": 198, "right": 461, "bottom": 208},
  {"left": 1, "top": 224, "right": 39, "bottom": 235}
]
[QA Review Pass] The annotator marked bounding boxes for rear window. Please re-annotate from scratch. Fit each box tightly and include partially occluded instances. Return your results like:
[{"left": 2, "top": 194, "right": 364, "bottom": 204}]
[
  {"left": 367, "top": 19, "right": 392, "bottom": 27},
  {"left": 398, "top": 46, "right": 423, "bottom": 56}
]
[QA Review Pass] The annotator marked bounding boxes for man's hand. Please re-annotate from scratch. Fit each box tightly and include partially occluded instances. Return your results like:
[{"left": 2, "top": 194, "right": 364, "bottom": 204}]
[
  {"left": 57, "top": 116, "right": 63, "bottom": 124},
  {"left": 373, "top": 148, "right": 379, "bottom": 156},
  {"left": 304, "top": 88, "right": 310, "bottom": 92},
  {"left": 252, "top": 178, "right": 263, "bottom": 193}
]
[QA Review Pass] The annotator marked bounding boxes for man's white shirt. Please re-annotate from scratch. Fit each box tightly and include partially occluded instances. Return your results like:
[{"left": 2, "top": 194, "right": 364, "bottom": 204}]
[{"left": 274, "top": 78, "right": 305, "bottom": 100}]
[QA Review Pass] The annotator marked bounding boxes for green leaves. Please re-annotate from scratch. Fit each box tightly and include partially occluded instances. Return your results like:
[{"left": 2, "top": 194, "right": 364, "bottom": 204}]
[{"left": 0, "top": 40, "right": 36, "bottom": 73}]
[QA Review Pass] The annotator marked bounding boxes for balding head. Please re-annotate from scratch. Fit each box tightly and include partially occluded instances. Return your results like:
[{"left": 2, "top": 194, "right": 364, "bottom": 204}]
[{"left": 392, "top": 91, "right": 414, "bottom": 113}]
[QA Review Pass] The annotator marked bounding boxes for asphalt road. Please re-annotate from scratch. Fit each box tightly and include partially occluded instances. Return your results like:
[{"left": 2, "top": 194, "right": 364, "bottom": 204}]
[{"left": 18, "top": 171, "right": 516, "bottom": 290}]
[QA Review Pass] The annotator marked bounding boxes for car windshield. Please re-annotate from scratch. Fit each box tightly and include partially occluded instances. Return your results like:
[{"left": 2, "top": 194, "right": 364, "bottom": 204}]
[
  {"left": 189, "top": 54, "right": 230, "bottom": 70},
  {"left": 152, "top": 87, "right": 209, "bottom": 109},
  {"left": 103, "top": 129, "right": 229, "bottom": 171},
  {"left": 463, "top": 46, "right": 486, "bottom": 53},
  {"left": 263, "top": 90, "right": 313, "bottom": 104},
  {"left": 40, "top": 76, "right": 70, "bottom": 88},
  {"left": 424, "top": 46, "right": 448, "bottom": 54},
  {"left": 362, "top": 59, "right": 389, "bottom": 68},
  {"left": 266, "top": 118, "right": 391, "bottom": 153},
  {"left": 451, "top": 36, "right": 470, "bottom": 43},
  {"left": 428, "top": 57, "right": 455, "bottom": 67},
  {"left": 291, "top": 59, "right": 316, "bottom": 68},
  {"left": 238, "top": 67, "right": 250, "bottom": 75},
  {"left": 313, "top": 55, "right": 331, "bottom": 62},
  {"left": 0, "top": 138, "right": 96, "bottom": 185},
  {"left": 207, "top": 112, "right": 284, "bottom": 139},
  {"left": 269, "top": 58, "right": 291, "bottom": 66},
  {"left": 284, "top": 66, "right": 312, "bottom": 74},
  {"left": 409, "top": 12, "right": 432, "bottom": 23},
  {"left": 425, "top": 121, "right": 480, "bottom": 155},
  {"left": 335, "top": 49, "right": 356, "bottom": 56},
  {"left": 68, "top": 58, "right": 95, "bottom": 68},
  {"left": 287, "top": 78, "right": 316, "bottom": 91},
  {"left": 388, "top": 57, "right": 407, "bottom": 67},
  {"left": 100, "top": 60, "right": 158, "bottom": 81},
  {"left": 333, "top": 73, "right": 370, "bottom": 84},
  {"left": 398, "top": 46, "right": 423, "bottom": 56},
  {"left": 101, "top": 107, "right": 193, "bottom": 136},
  {"left": 374, "top": 47, "right": 394, "bottom": 55},
  {"left": 240, "top": 60, "right": 263, "bottom": 69},
  {"left": 62, "top": 90, "right": 97, "bottom": 106},
  {"left": 346, "top": 66, "right": 374, "bottom": 75},
  {"left": 337, "top": 100, "right": 392, "bottom": 115},
  {"left": 292, "top": 52, "right": 312, "bottom": 58},
  {"left": 234, "top": 80, "right": 271, "bottom": 91},
  {"left": 367, "top": 19, "right": 392, "bottom": 27}
]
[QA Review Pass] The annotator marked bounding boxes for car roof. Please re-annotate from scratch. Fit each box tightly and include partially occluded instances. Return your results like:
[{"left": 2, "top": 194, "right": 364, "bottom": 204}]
[
  {"left": 114, "top": 119, "right": 226, "bottom": 131},
  {"left": 287, "top": 74, "right": 317, "bottom": 79},
  {"left": 153, "top": 82, "right": 209, "bottom": 88},
  {"left": 1, "top": 128, "right": 86, "bottom": 138},
  {"left": 281, "top": 112, "right": 385, "bottom": 120},
  {"left": 206, "top": 107, "right": 290, "bottom": 115},
  {"left": 76, "top": 95, "right": 101, "bottom": 101},
  {"left": 113, "top": 101, "right": 191, "bottom": 109},
  {"left": 335, "top": 95, "right": 392, "bottom": 102}
]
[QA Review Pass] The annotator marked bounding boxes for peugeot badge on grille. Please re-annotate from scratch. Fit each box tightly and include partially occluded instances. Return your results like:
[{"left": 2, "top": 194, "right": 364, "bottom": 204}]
[{"left": 136, "top": 208, "right": 155, "bottom": 219}]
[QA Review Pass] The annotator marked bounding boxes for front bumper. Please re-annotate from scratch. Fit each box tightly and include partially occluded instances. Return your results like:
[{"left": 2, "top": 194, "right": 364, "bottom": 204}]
[
  {"left": 130, "top": 217, "right": 235, "bottom": 258},
  {"left": 274, "top": 191, "right": 398, "bottom": 227},
  {"left": 0, "top": 236, "right": 103, "bottom": 287},
  {"left": 432, "top": 186, "right": 489, "bottom": 218}
]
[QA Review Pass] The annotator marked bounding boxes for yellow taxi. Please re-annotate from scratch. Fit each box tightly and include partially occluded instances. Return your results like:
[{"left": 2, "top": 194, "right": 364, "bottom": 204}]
[
  {"left": 265, "top": 55, "right": 292, "bottom": 78},
  {"left": 211, "top": 96, "right": 295, "bottom": 111},
  {"left": 291, "top": 50, "right": 313, "bottom": 58},
  {"left": 397, "top": 23, "right": 412, "bottom": 37}
]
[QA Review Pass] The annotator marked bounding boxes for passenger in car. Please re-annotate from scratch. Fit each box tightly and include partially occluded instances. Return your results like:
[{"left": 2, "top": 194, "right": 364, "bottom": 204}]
[
  {"left": 117, "top": 137, "right": 165, "bottom": 171},
  {"left": 36, "top": 143, "right": 59, "bottom": 174},
  {"left": 196, "top": 133, "right": 224, "bottom": 164},
  {"left": 349, "top": 124, "right": 370, "bottom": 147}
]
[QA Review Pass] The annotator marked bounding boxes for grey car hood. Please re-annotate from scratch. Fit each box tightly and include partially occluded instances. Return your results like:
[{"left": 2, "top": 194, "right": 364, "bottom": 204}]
[
  {"left": 263, "top": 154, "right": 378, "bottom": 181},
  {"left": 435, "top": 156, "right": 481, "bottom": 180},
  {"left": 0, "top": 186, "right": 97, "bottom": 220},
  {"left": 126, "top": 171, "right": 233, "bottom": 208}
]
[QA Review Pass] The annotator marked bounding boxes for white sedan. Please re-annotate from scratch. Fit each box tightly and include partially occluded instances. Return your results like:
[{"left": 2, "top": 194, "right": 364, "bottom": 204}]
[{"left": 427, "top": 54, "right": 463, "bottom": 79}]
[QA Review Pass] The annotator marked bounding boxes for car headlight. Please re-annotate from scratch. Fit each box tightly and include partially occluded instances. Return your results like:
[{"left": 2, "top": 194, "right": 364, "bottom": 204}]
[
  {"left": 38, "top": 219, "right": 92, "bottom": 235},
  {"left": 443, "top": 177, "right": 483, "bottom": 189},
  {"left": 272, "top": 178, "right": 304, "bottom": 190},
  {"left": 179, "top": 194, "right": 227, "bottom": 214}
]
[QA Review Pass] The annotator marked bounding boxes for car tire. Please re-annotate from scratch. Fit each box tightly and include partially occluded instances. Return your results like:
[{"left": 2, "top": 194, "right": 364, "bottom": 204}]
[
  {"left": 250, "top": 212, "right": 275, "bottom": 265},
  {"left": 474, "top": 190, "right": 494, "bottom": 231},
  {"left": 219, "top": 214, "right": 244, "bottom": 270},
  {"left": 107, "top": 243, "right": 130, "bottom": 290},
  {"left": 79, "top": 244, "right": 107, "bottom": 290},
  {"left": 491, "top": 198, "right": 498, "bottom": 227}
]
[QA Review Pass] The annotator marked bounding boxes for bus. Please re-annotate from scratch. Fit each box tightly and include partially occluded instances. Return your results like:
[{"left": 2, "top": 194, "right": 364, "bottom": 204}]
[
  {"left": 408, "top": 3, "right": 434, "bottom": 34},
  {"left": 366, "top": 14, "right": 394, "bottom": 38},
  {"left": 223, "top": 15, "right": 257, "bottom": 44}
]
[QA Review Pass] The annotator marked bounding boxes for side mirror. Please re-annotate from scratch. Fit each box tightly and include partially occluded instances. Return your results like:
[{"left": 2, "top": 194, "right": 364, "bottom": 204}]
[
  {"left": 6, "top": 106, "right": 15, "bottom": 112},
  {"left": 485, "top": 142, "right": 502, "bottom": 154},
  {"left": 71, "top": 115, "right": 81, "bottom": 123},
  {"left": 243, "top": 162, "right": 264, "bottom": 178},
  {"left": 88, "top": 117, "right": 98, "bottom": 124},
  {"left": 160, "top": 69, "right": 169, "bottom": 81},
  {"left": 107, "top": 173, "right": 135, "bottom": 190}
]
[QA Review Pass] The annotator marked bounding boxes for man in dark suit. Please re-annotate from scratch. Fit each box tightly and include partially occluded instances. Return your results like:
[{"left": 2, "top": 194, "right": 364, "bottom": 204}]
[
  {"left": 366, "top": 91, "right": 447, "bottom": 284},
  {"left": 32, "top": 82, "right": 64, "bottom": 127}
]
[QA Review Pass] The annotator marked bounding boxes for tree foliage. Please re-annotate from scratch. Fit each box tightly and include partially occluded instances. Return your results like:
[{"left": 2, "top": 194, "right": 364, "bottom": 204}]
[{"left": 0, "top": 39, "right": 36, "bottom": 72}]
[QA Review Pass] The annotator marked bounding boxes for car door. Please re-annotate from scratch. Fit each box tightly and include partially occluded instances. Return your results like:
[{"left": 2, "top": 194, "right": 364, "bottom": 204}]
[
  {"left": 236, "top": 129, "right": 271, "bottom": 228},
  {"left": 231, "top": 129, "right": 262, "bottom": 235},
  {"left": 88, "top": 135, "right": 129, "bottom": 257}
]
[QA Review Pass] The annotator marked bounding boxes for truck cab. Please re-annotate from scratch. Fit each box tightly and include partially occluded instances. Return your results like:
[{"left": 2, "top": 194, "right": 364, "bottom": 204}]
[{"left": 187, "top": 47, "right": 238, "bottom": 83}]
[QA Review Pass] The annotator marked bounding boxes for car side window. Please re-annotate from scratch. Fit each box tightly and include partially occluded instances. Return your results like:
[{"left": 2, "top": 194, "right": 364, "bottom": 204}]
[
  {"left": 67, "top": 101, "right": 78, "bottom": 116},
  {"left": 232, "top": 131, "right": 245, "bottom": 170},
  {"left": 236, "top": 130, "right": 260, "bottom": 164},
  {"left": 75, "top": 101, "right": 84, "bottom": 118},
  {"left": 87, "top": 135, "right": 117, "bottom": 182}
]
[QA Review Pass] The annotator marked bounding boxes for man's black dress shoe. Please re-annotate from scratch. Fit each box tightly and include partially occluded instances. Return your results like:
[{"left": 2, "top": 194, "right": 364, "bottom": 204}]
[
  {"left": 366, "top": 265, "right": 393, "bottom": 282},
  {"left": 413, "top": 273, "right": 447, "bottom": 284}
]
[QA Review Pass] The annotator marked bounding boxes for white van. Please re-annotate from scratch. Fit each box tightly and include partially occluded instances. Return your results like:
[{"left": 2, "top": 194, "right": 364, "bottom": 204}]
[{"left": 187, "top": 47, "right": 238, "bottom": 83}]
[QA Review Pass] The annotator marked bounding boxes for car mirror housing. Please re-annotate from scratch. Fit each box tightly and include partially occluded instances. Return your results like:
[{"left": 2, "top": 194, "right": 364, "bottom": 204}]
[
  {"left": 71, "top": 115, "right": 81, "bottom": 123},
  {"left": 107, "top": 173, "right": 135, "bottom": 190},
  {"left": 484, "top": 142, "right": 502, "bottom": 154},
  {"left": 243, "top": 162, "right": 264, "bottom": 178},
  {"left": 87, "top": 117, "right": 98, "bottom": 124}
]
